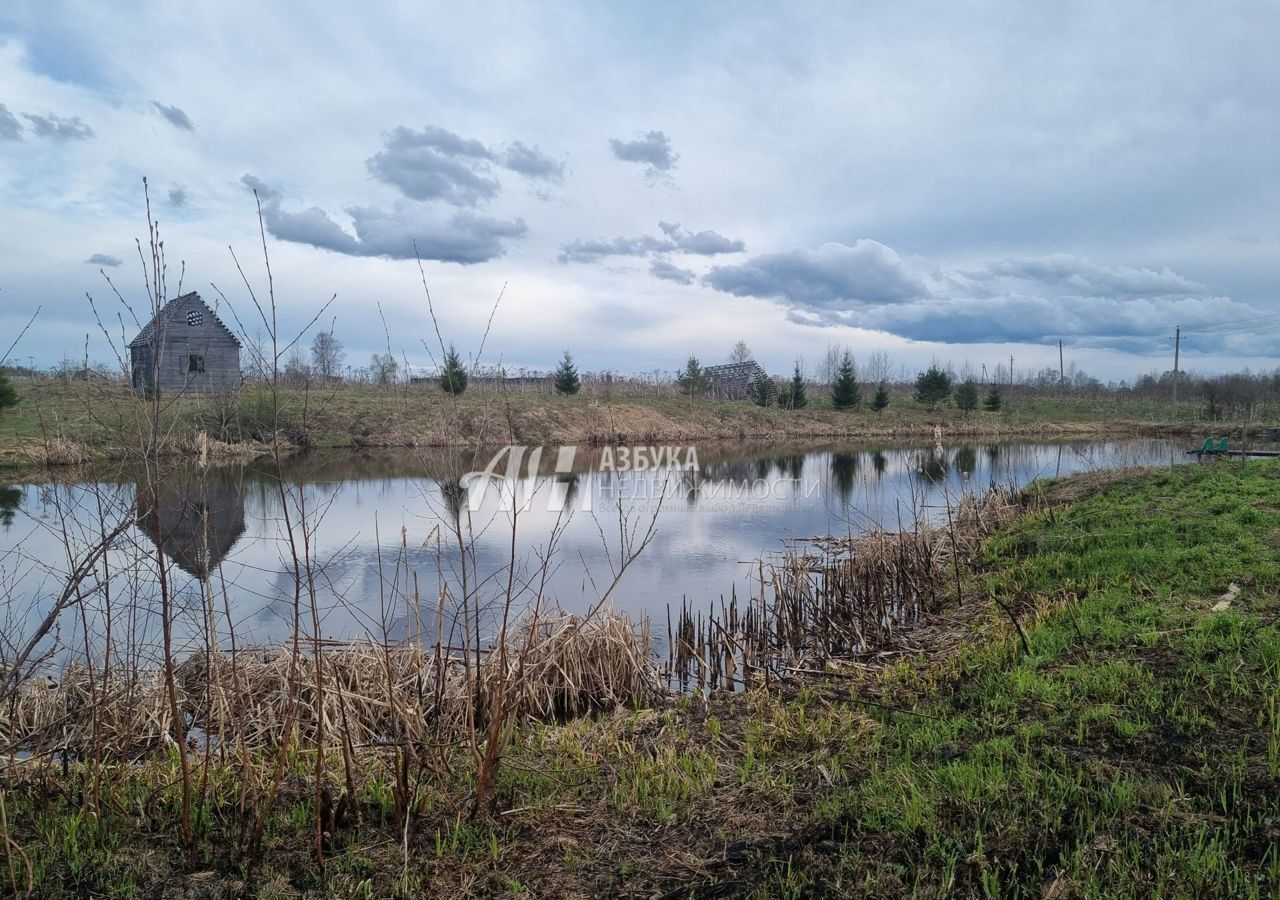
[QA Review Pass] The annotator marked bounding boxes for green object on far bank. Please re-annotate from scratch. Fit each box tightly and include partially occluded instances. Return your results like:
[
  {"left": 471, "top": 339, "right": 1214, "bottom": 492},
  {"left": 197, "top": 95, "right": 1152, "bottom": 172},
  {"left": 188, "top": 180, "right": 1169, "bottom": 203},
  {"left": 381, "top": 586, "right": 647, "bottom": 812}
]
[
  {"left": 554, "top": 350, "right": 581, "bottom": 395},
  {"left": 440, "top": 345, "right": 468, "bottom": 395},
  {"left": 784, "top": 362, "right": 807, "bottom": 409},
  {"left": 914, "top": 365, "right": 952, "bottom": 408},
  {"left": 0, "top": 370, "right": 17, "bottom": 412},
  {"left": 830, "top": 352, "right": 860, "bottom": 410},
  {"left": 871, "top": 381, "right": 890, "bottom": 413}
]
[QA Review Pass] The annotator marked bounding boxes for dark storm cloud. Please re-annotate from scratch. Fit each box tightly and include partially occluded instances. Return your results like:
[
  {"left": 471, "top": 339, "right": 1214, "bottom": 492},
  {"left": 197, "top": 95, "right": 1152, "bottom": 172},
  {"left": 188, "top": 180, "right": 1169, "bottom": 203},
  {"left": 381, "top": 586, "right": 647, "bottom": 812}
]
[
  {"left": 966, "top": 255, "right": 1206, "bottom": 297},
  {"left": 241, "top": 174, "right": 526, "bottom": 264},
  {"left": 85, "top": 253, "right": 122, "bottom": 267},
  {"left": 367, "top": 126, "right": 565, "bottom": 206},
  {"left": 239, "top": 173, "right": 280, "bottom": 201},
  {"left": 393, "top": 124, "right": 494, "bottom": 160},
  {"left": 707, "top": 240, "right": 1265, "bottom": 351},
  {"left": 151, "top": 101, "right": 194, "bottom": 131},
  {"left": 367, "top": 126, "right": 501, "bottom": 206},
  {"left": 501, "top": 141, "right": 564, "bottom": 182},
  {"left": 609, "top": 130, "right": 677, "bottom": 176},
  {"left": 0, "top": 104, "right": 21, "bottom": 140},
  {"left": 852, "top": 292, "right": 1260, "bottom": 352},
  {"left": 650, "top": 260, "right": 696, "bottom": 285},
  {"left": 21, "top": 112, "right": 93, "bottom": 141},
  {"left": 658, "top": 221, "right": 745, "bottom": 255},
  {"left": 559, "top": 222, "right": 744, "bottom": 263},
  {"left": 705, "top": 240, "right": 927, "bottom": 307},
  {"left": 168, "top": 186, "right": 188, "bottom": 207},
  {"left": 558, "top": 234, "right": 672, "bottom": 263}
]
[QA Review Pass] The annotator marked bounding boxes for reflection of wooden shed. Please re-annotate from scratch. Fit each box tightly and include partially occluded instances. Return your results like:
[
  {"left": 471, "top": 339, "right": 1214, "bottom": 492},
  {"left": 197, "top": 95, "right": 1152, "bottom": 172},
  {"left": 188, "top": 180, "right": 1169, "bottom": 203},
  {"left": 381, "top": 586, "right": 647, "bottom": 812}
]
[
  {"left": 703, "top": 361, "right": 774, "bottom": 402},
  {"left": 135, "top": 471, "right": 246, "bottom": 579}
]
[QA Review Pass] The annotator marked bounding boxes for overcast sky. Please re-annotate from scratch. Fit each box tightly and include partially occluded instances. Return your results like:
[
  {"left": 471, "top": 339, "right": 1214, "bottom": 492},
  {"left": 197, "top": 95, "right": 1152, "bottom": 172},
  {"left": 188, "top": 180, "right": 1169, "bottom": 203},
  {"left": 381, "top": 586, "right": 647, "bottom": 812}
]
[{"left": 2, "top": 1, "right": 1278, "bottom": 381}]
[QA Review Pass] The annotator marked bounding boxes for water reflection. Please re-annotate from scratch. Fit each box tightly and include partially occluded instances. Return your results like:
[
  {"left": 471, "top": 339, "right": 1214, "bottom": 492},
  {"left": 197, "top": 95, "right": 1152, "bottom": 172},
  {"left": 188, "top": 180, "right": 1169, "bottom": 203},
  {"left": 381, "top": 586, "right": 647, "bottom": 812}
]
[
  {"left": 779, "top": 455, "right": 804, "bottom": 482},
  {"left": 135, "top": 469, "right": 246, "bottom": 579},
  {"left": 0, "top": 485, "right": 21, "bottom": 527},
  {"left": 831, "top": 452, "right": 858, "bottom": 501},
  {"left": 915, "top": 449, "right": 948, "bottom": 483},
  {"left": 0, "top": 438, "right": 1181, "bottom": 650}
]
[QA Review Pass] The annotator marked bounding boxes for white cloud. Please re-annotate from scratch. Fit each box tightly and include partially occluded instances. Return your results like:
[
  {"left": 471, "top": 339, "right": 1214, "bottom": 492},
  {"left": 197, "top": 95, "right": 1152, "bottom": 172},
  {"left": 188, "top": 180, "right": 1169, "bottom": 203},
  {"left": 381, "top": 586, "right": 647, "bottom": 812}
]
[
  {"left": 706, "top": 241, "right": 1270, "bottom": 352},
  {"left": 151, "top": 101, "right": 194, "bottom": 131},
  {"left": 609, "top": 130, "right": 677, "bottom": 177},
  {"left": 21, "top": 111, "right": 93, "bottom": 140},
  {"left": 0, "top": 2, "right": 1277, "bottom": 379}
]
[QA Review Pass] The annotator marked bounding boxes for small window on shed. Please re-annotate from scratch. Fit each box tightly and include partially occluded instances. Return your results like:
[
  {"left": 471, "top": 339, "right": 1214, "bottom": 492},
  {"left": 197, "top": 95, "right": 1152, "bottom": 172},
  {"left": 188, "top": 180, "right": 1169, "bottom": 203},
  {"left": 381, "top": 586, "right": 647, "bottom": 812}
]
[
  {"left": 188, "top": 354, "right": 205, "bottom": 373},
  {"left": 187, "top": 310, "right": 204, "bottom": 327}
]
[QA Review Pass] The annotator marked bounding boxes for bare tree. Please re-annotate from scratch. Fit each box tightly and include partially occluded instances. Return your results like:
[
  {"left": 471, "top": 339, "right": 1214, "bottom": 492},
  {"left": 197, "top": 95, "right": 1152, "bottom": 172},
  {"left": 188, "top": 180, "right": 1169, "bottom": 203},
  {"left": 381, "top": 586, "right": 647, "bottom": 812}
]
[
  {"left": 865, "top": 349, "right": 892, "bottom": 384},
  {"left": 310, "top": 330, "right": 345, "bottom": 382},
  {"left": 370, "top": 352, "right": 398, "bottom": 385},
  {"left": 817, "top": 343, "right": 846, "bottom": 385},
  {"left": 729, "top": 340, "right": 752, "bottom": 364},
  {"left": 283, "top": 345, "right": 310, "bottom": 385}
]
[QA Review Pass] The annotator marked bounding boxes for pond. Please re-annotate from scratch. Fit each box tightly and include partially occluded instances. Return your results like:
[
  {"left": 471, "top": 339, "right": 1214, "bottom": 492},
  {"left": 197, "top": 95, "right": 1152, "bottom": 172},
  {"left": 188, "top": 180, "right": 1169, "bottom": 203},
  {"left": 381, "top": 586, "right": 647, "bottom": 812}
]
[{"left": 0, "top": 437, "right": 1182, "bottom": 662}]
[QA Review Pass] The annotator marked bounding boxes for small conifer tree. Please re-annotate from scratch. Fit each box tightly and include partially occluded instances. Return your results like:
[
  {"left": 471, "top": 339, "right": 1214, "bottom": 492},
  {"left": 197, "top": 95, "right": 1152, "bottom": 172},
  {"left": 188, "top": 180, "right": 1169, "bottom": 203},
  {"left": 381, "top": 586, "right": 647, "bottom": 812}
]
[
  {"left": 955, "top": 378, "right": 979, "bottom": 414},
  {"left": 984, "top": 384, "right": 1003, "bottom": 412},
  {"left": 752, "top": 374, "right": 772, "bottom": 407},
  {"left": 553, "top": 350, "right": 581, "bottom": 395},
  {"left": 787, "top": 362, "right": 807, "bottom": 409},
  {"left": 830, "top": 351, "right": 861, "bottom": 410},
  {"left": 0, "top": 370, "right": 17, "bottom": 413},
  {"left": 440, "top": 344, "right": 468, "bottom": 395},
  {"left": 677, "top": 356, "right": 707, "bottom": 398},
  {"left": 914, "top": 365, "right": 952, "bottom": 409},
  {"left": 871, "top": 380, "right": 890, "bottom": 413}
]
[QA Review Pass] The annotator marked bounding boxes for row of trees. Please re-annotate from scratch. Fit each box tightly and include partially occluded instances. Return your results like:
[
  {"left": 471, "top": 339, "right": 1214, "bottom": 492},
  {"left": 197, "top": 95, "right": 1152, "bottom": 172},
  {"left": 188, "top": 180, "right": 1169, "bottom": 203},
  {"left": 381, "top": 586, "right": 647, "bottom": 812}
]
[
  {"left": 246, "top": 332, "right": 1279, "bottom": 418},
  {"left": 673, "top": 354, "right": 1004, "bottom": 414},
  {"left": 915, "top": 366, "right": 1003, "bottom": 413}
]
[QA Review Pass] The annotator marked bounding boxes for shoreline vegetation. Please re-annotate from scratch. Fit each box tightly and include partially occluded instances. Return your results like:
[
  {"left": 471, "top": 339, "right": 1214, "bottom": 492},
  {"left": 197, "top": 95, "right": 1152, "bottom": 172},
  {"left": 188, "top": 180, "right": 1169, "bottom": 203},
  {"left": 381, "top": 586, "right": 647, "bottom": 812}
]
[
  {"left": 0, "top": 379, "right": 1228, "bottom": 473},
  {"left": 3, "top": 461, "right": 1278, "bottom": 897}
]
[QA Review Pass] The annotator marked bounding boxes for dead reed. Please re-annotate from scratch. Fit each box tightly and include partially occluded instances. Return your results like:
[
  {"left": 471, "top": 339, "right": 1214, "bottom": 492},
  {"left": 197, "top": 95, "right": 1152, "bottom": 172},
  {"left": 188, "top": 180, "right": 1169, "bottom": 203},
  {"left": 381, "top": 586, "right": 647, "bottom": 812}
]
[
  {"left": 0, "top": 611, "right": 657, "bottom": 760},
  {"left": 667, "top": 486, "right": 1026, "bottom": 691}
]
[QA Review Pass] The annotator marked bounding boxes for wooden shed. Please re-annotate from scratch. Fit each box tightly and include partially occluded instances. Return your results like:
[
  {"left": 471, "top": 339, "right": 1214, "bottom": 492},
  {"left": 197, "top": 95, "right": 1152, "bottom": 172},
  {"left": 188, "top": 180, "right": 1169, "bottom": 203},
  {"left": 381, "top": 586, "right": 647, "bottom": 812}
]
[
  {"left": 128, "top": 292, "right": 241, "bottom": 394},
  {"left": 703, "top": 360, "right": 775, "bottom": 402}
]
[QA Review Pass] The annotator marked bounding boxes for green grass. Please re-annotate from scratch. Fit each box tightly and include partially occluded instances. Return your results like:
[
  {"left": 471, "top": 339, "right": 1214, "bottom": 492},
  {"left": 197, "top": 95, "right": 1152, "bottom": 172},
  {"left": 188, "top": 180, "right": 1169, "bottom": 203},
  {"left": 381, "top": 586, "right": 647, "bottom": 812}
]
[
  {"left": 737, "top": 461, "right": 1280, "bottom": 897},
  {"left": 0, "top": 376, "right": 1229, "bottom": 471},
  {"left": 4, "top": 462, "right": 1278, "bottom": 897}
]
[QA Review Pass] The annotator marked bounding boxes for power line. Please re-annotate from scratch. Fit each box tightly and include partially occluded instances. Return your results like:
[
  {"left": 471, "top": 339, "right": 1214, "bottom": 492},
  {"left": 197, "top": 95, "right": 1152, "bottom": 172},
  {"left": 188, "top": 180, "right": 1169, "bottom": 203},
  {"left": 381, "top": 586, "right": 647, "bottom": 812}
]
[{"left": 1190, "top": 312, "right": 1280, "bottom": 335}]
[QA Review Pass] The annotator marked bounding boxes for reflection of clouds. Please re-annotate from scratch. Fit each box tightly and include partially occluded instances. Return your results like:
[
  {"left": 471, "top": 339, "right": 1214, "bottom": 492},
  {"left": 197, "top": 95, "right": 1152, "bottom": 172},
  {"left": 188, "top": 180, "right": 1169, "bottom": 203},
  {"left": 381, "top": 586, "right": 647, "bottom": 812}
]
[{"left": 2, "top": 440, "right": 1183, "bottom": 649}]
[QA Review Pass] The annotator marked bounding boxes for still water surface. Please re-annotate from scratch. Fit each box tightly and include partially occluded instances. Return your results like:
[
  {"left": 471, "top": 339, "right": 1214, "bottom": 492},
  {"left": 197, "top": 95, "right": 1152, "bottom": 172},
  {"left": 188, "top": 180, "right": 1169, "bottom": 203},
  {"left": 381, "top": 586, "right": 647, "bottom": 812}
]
[{"left": 0, "top": 438, "right": 1180, "bottom": 657}]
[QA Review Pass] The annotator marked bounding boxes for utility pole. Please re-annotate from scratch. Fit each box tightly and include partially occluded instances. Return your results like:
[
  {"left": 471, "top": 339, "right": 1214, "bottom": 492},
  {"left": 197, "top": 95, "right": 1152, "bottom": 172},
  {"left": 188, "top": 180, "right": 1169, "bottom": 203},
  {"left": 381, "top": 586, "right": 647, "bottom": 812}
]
[
  {"left": 1058, "top": 340, "right": 1065, "bottom": 390},
  {"left": 1171, "top": 325, "right": 1181, "bottom": 404},
  {"left": 1009, "top": 355, "right": 1015, "bottom": 386}
]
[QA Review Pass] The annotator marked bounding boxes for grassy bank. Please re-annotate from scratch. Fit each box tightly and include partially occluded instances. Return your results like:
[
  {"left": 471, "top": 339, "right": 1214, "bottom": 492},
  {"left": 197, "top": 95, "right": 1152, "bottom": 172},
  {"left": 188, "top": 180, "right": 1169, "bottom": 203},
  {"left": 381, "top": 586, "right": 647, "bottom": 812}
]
[
  {"left": 0, "top": 378, "right": 1217, "bottom": 470},
  {"left": 3, "top": 460, "right": 1278, "bottom": 897}
]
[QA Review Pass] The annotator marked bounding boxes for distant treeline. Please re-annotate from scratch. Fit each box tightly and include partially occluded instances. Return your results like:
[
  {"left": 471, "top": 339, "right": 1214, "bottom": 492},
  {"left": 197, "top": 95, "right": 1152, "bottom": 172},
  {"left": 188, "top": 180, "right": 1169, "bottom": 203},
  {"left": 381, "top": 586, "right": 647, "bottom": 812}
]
[{"left": 16, "top": 339, "right": 1280, "bottom": 421}]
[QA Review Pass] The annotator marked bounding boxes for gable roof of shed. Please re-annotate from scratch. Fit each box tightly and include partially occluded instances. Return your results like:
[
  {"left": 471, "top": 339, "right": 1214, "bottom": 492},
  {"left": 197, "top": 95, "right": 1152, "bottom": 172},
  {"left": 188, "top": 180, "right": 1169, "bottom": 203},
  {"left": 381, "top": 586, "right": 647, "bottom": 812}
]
[
  {"left": 128, "top": 291, "right": 242, "bottom": 349},
  {"left": 703, "top": 361, "right": 769, "bottom": 383}
]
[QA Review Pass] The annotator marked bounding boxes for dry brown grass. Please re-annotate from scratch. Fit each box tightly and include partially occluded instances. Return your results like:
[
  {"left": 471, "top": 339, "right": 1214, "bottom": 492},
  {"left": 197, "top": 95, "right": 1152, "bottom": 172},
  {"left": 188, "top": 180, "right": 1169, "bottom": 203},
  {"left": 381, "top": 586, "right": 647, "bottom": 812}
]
[
  {"left": 669, "top": 486, "right": 1029, "bottom": 689},
  {"left": 16, "top": 436, "right": 92, "bottom": 467},
  {"left": 0, "top": 611, "right": 658, "bottom": 759}
]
